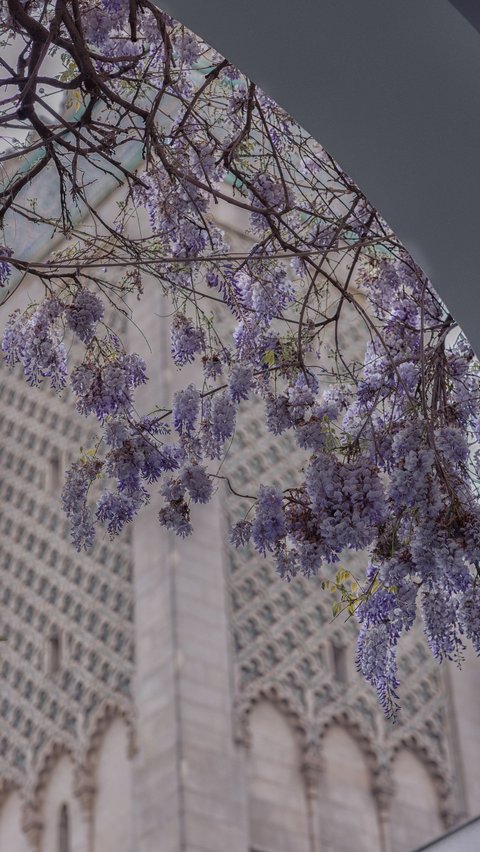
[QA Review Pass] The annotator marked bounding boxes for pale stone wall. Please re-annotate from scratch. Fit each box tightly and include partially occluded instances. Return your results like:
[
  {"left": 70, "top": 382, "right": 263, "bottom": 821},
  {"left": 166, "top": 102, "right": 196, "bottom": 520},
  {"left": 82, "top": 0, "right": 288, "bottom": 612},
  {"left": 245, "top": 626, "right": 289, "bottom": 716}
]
[
  {"left": 390, "top": 750, "right": 442, "bottom": 852},
  {"left": 40, "top": 755, "right": 86, "bottom": 852},
  {"left": 247, "top": 702, "right": 310, "bottom": 852},
  {"left": 317, "top": 726, "right": 382, "bottom": 852},
  {"left": 92, "top": 719, "right": 133, "bottom": 852},
  {"left": 0, "top": 792, "right": 29, "bottom": 852},
  {"left": 0, "top": 195, "right": 136, "bottom": 850},
  {"left": 446, "top": 649, "right": 480, "bottom": 819}
]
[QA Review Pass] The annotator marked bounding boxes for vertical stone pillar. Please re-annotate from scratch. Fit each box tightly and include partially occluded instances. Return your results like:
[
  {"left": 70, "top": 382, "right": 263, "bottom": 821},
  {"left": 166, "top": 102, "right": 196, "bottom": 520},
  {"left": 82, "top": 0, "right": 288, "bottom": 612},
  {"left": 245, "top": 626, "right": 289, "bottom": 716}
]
[
  {"left": 75, "top": 770, "right": 96, "bottom": 852},
  {"left": 168, "top": 493, "right": 250, "bottom": 852},
  {"left": 22, "top": 802, "right": 42, "bottom": 852},
  {"left": 371, "top": 770, "right": 394, "bottom": 852},
  {"left": 129, "top": 276, "right": 249, "bottom": 851},
  {"left": 130, "top": 284, "right": 184, "bottom": 852},
  {"left": 301, "top": 743, "right": 323, "bottom": 852},
  {"left": 442, "top": 659, "right": 472, "bottom": 821}
]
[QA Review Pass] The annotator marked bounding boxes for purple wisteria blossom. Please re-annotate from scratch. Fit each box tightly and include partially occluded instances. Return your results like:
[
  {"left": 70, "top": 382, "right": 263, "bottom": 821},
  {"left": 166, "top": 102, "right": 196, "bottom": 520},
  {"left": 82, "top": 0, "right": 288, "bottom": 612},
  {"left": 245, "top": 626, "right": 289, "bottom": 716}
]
[
  {"left": 158, "top": 499, "right": 193, "bottom": 537},
  {"left": 356, "top": 623, "right": 400, "bottom": 716},
  {"left": 180, "top": 463, "right": 213, "bottom": 503},
  {"left": 458, "top": 586, "right": 480, "bottom": 654},
  {"left": 97, "top": 487, "right": 149, "bottom": 536},
  {"left": 0, "top": 245, "right": 12, "bottom": 288},
  {"left": 2, "top": 301, "right": 67, "bottom": 389},
  {"left": 61, "top": 458, "right": 103, "bottom": 551},
  {"left": 66, "top": 291, "right": 105, "bottom": 343},
  {"left": 265, "top": 394, "right": 293, "bottom": 435},
  {"left": 173, "top": 384, "right": 200, "bottom": 435},
  {"left": 305, "top": 454, "right": 385, "bottom": 557},
  {"left": 229, "top": 365, "right": 253, "bottom": 403},
  {"left": 71, "top": 352, "right": 147, "bottom": 420},
  {"left": 421, "top": 590, "right": 463, "bottom": 662},
  {"left": 211, "top": 391, "right": 236, "bottom": 443},
  {"left": 230, "top": 519, "right": 253, "bottom": 548},
  {"left": 236, "top": 267, "right": 294, "bottom": 324},
  {"left": 170, "top": 314, "right": 205, "bottom": 366},
  {"left": 251, "top": 485, "right": 286, "bottom": 555}
]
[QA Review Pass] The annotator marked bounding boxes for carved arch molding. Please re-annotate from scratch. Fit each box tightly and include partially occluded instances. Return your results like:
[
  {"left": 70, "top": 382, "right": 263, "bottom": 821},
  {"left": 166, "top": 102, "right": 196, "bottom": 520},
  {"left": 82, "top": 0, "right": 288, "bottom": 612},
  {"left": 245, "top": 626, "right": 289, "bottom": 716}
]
[
  {"left": 0, "top": 709, "right": 134, "bottom": 852},
  {"left": 225, "top": 405, "right": 466, "bottom": 830}
]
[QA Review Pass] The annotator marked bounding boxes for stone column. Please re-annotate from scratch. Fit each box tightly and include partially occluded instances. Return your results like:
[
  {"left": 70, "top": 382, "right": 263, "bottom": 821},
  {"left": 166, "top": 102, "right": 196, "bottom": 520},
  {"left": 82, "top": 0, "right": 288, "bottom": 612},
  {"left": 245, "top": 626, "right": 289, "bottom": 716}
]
[
  {"left": 301, "top": 743, "right": 324, "bottom": 852},
  {"left": 167, "top": 488, "right": 250, "bottom": 852},
  {"left": 442, "top": 661, "right": 471, "bottom": 821},
  {"left": 75, "top": 770, "right": 96, "bottom": 852},
  {"left": 22, "top": 802, "right": 43, "bottom": 852},
  {"left": 371, "top": 770, "right": 394, "bottom": 852},
  {"left": 130, "top": 282, "right": 184, "bottom": 852},
  {"left": 129, "top": 269, "right": 249, "bottom": 851}
]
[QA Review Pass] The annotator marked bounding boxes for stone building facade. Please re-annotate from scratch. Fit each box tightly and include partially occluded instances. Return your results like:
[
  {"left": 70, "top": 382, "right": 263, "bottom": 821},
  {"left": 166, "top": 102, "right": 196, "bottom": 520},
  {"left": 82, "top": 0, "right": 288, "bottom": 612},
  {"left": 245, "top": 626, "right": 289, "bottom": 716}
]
[{"left": 0, "top": 175, "right": 479, "bottom": 852}]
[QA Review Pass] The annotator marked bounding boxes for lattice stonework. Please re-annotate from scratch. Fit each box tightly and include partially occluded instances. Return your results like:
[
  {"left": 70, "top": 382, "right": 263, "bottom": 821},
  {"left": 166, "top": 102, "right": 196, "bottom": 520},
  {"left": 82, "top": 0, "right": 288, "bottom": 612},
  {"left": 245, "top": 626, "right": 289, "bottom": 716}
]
[
  {"left": 0, "top": 331, "right": 135, "bottom": 802},
  {"left": 224, "top": 395, "right": 465, "bottom": 824}
]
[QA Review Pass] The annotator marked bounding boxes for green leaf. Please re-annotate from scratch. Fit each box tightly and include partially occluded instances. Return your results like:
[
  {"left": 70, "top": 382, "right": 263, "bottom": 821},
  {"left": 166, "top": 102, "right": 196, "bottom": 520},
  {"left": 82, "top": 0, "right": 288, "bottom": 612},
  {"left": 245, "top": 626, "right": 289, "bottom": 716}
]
[{"left": 335, "top": 568, "right": 351, "bottom": 584}]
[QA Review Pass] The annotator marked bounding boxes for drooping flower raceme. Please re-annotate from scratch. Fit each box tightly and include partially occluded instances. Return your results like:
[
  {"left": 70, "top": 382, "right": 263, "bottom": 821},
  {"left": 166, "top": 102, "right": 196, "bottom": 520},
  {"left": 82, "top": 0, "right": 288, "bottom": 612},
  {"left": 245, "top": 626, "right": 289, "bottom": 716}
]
[
  {"left": 171, "top": 314, "right": 205, "bottom": 366},
  {"left": 71, "top": 352, "right": 147, "bottom": 420},
  {"left": 2, "top": 300, "right": 67, "bottom": 390},
  {"left": 66, "top": 291, "right": 105, "bottom": 344}
]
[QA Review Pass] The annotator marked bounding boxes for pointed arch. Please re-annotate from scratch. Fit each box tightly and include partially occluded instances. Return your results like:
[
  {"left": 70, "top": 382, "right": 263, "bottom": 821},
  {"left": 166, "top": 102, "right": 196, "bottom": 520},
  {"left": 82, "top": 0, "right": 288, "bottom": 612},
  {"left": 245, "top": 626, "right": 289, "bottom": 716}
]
[
  {"left": 390, "top": 745, "right": 444, "bottom": 852},
  {"left": 91, "top": 716, "right": 134, "bottom": 852},
  {"left": 247, "top": 699, "right": 310, "bottom": 852},
  {"left": 318, "top": 706, "right": 382, "bottom": 779},
  {"left": 235, "top": 682, "right": 308, "bottom": 750},
  {"left": 84, "top": 701, "right": 136, "bottom": 783},
  {"left": 33, "top": 742, "right": 75, "bottom": 805},
  {"left": 390, "top": 733, "right": 451, "bottom": 800},
  {"left": 0, "top": 787, "right": 29, "bottom": 852},
  {"left": 318, "top": 724, "right": 382, "bottom": 852},
  {"left": 33, "top": 748, "right": 87, "bottom": 852}
]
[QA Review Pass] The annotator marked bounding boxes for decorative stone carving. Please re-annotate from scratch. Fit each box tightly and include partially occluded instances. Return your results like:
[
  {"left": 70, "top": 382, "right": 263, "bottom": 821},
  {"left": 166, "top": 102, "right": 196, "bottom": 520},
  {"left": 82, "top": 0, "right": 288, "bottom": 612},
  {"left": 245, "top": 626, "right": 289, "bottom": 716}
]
[
  {"left": 224, "top": 393, "right": 465, "bottom": 826},
  {"left": 74, "top": 766, "right": 96, "bottom": 818},
  {"left": 0, "top": 776, "right": 19, "bottom": 810},
  {"left": 0, "top": 354, "right": 135, "bottom": 812},
  {"left": 371, "top": 763, "right": 395, "bottom": 815},
  {"left": 21, "top": 800, "right": 43, "bottom": 852},
  {"left": 301, "top": 741, "right": 324, "bottom": 800}
]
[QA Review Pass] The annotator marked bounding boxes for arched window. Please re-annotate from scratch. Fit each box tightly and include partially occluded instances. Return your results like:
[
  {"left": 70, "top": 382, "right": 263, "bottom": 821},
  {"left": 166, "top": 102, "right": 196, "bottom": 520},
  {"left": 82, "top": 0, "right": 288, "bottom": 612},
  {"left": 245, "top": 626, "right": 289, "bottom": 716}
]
[
  {"left": 390, "top": 749, "right": 442, "bottom": 851},
  {"left": 58, "top": 803, "right": 70, "bottom": 852},
  {"left": 247, "top": 701, "right": 310, "bottom": 852},
  {"left": 331, "top": 642, "right": 348, "bottom": 684},
  {"left": 318, "top": 726, "right": 381, "bottom": 852},
  {"left": 93, "top": 718, "right": 133, "bottom": 852},
  {"left": 48, "top": 629, "right": 62, "bottom": 675},
  {"left": 49, "top": 448, "right": 62, "bottom": 491}
]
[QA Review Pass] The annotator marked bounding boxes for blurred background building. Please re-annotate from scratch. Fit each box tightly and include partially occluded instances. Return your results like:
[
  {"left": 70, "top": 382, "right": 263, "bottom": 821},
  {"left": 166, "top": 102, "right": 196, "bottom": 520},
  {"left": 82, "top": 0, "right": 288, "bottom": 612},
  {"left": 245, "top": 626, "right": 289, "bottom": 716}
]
[{"left": 0, "top": 122, "right": 480, "bottom": 852}]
